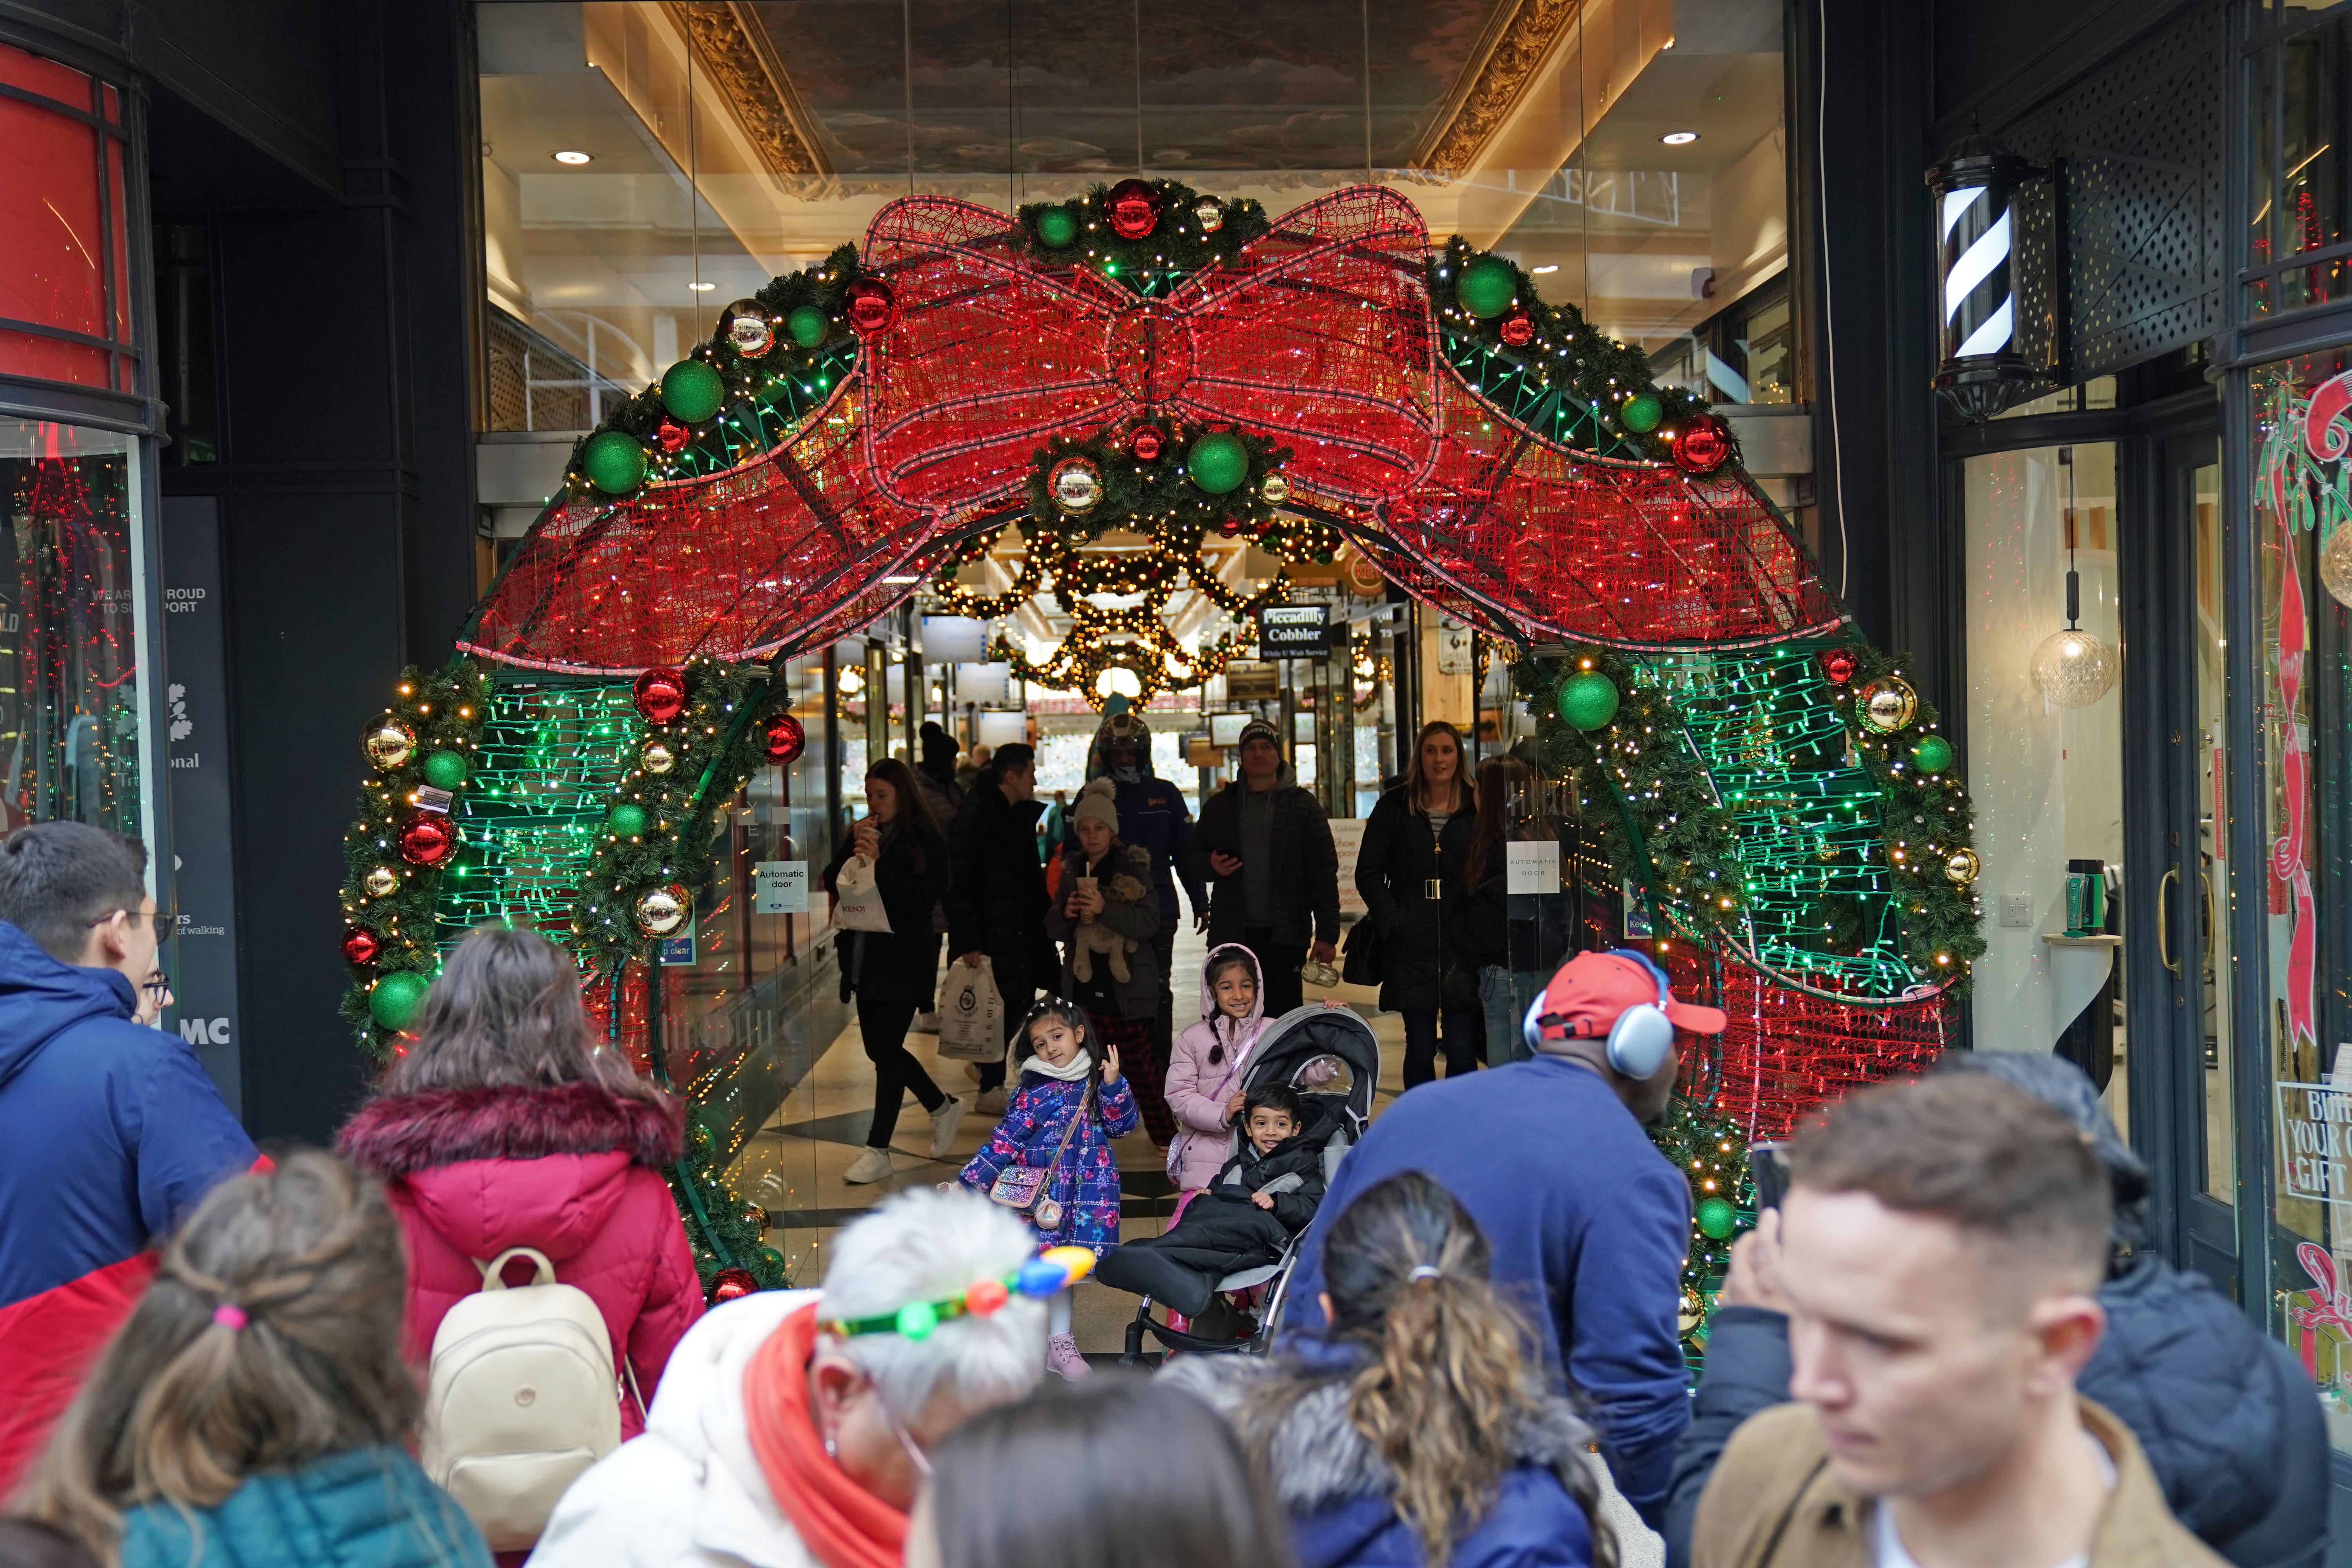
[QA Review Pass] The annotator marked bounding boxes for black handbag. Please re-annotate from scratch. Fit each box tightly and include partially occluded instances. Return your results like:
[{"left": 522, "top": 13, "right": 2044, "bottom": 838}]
[{"left": 1342, "top": 915, "right": 1383, "bottom": 987}]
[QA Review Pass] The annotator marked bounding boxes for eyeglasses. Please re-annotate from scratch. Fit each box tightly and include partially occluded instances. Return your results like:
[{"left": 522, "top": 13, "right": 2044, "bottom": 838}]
[
  {"left": 85, "top": 907, "right": 173, "bottom": 937},
  {"left": 142, "top": 970, "right": 172, "bottom": 1000}
]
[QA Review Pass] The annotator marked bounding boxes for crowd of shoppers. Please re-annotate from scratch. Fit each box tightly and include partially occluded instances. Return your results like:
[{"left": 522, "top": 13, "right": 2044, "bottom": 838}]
[{"left": 0, "top": 780, "right": 2334, "bottom": 1568}]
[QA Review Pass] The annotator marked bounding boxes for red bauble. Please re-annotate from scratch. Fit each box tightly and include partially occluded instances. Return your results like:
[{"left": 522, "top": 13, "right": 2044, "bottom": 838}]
[
  {"left": 634, "top": 667, "right": 688, "bottom": 724},
  {"left": 844, "top": 279, "right": 895, "bottom": 336},
  {"left": 1821, "top": 648, "right": 1858, "bottom": 686},
  {"left": 1218, "top": 515, "right": 1242, "bottom": 538},
  {"left": 1128, "top": 425, "right": 1164, "bottom": 461},
  {"left": 710, "top": 1268, "right": 759, "bottom": 1303},
  {"left": 764, "top": 711, "right": 806, "bottom": 766},
  {"left": 1107, "top": 178, "right": 1159, "bottom": 240},
  {"left": 655, "top": 418, "right": 690, "bottom": 454},
  {"left": 397, "top": 814, "right": 457, "bottom": 868},
  {"left": 341, "top": 929, "right": 381, "bottom": 965},
  {"left": 1672, "top": 414, "right": 1733, "bottom": 474},
  {"left": 1498, "top": 309, "right": 1535, "bottom": 346}
]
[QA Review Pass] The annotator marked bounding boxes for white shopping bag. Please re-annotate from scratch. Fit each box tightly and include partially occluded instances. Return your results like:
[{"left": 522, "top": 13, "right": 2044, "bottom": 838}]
[
  {"left": 938, "top": 957, "right": 1005, "bottom": 1062},
  {"left": 832, "top": 855, "right": 893, "bottom": 934}
]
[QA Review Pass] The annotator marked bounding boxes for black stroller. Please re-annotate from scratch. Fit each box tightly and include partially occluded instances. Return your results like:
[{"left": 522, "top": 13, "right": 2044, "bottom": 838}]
[{"left": 1107, "top": 1001, "right": 1381, "bottom": 1362}]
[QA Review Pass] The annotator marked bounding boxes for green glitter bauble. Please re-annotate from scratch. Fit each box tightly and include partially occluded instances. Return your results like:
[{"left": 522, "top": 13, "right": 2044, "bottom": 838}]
[
  {"left": 368, "top": 971, "right": 430, "bottom": 1031},
  {"left": 1620, "top": 393, "right": 1664, "bottom": 433},
  {"left": 1036, "top": 206, "right": 1079, "bottom": 249},
  {"left": 1696, "top": 1197, "right": 1738, "bottom": 1240},
  {"left": 1912, "top": 735, "right": 1955, "bottom": 774},
  {"left": 1457, "top": 257, "right": 1517, "bottom": 319},
  {"left": 785, "top": 305, "right": 828, "bottom": 348},
  {"left": 1556, "top": 670, "right": 1620, "bottom": 732},
  {"left": 659, "top": 359, "right": 725, "bottom": 424},
  {"left": 608, "top": 802, "right": 649, "bottom": 839},
  {"left": 581, "top": 430, "right": 648, "bottom": 494},
  {"left": 420, "top": 750, "right": 469, "bottom": 791},
  {"left": 1186, "top": 432, "right": 1250, "bottom": 495}
]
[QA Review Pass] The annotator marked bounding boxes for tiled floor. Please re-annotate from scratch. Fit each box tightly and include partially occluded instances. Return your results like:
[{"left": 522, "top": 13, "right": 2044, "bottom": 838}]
[{"left": 725, "top": 920, "right": 1416, "bottom": 1355}]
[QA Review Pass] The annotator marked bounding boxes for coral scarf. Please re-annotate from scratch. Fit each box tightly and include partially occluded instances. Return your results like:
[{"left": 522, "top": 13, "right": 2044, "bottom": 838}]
[{"left": 744, "top": 1304, "right": 907, "bottom": 1568}]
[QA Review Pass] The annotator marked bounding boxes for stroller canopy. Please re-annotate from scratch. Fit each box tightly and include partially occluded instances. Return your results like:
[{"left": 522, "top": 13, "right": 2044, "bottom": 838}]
[{"left": 1244, "top": 1002, "right": 1381, "bottom": 1138}]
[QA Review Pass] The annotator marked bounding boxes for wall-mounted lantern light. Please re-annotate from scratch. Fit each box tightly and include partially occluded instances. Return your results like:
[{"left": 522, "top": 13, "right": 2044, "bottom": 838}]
[{"left": 1926, "top": 134, "right": 2050, "bottom": 421}]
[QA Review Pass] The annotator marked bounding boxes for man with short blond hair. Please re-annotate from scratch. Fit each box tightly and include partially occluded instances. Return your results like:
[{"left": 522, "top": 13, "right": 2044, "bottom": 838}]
[{"left": 1693, "top": 1073, "right": 2223, "bottom": 1568}]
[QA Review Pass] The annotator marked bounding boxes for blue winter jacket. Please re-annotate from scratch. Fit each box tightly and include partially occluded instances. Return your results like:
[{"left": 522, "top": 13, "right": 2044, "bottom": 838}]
[
  {"left": 118, "top": 1445, "right": 491, "bottom": 1568},
  {"left": 1163, "top": 1340, "right": 1600, "bottom": 1568},
  {"left": 1281, "top": 1055, "right": 1690, "bottom": 1528},
  {"left": 0, "top": 919, "right": 256, "bottom": 1488},
  {"left": 1063, "top": 764, "right": 1203, "bottom": 924}
]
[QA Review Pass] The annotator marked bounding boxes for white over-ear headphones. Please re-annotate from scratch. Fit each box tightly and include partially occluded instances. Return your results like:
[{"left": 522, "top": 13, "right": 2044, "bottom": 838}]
[{"left": 1520, "top": 949, "right": 1677, "bottom": 1078}]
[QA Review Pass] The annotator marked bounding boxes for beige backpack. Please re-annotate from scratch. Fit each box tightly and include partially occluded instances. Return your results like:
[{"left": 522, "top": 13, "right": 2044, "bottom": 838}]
[{"left": 419, "top": 1247, "right": 633, "bottom": 1552}]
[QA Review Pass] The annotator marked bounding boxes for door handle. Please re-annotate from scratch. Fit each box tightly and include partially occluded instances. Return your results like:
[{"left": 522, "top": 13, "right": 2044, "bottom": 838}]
[
  {"left": 2159, "top": 867, "right": 2181, "bottom": 976},
  {"left": 2200, "top": 870, "right": 2214, "bottom": 967}
]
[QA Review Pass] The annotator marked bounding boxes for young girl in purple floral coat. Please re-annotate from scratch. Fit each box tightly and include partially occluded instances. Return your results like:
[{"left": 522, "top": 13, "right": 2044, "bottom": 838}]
[{"left": 957, "top": 997, "right": 1138, "bottom": 1379}]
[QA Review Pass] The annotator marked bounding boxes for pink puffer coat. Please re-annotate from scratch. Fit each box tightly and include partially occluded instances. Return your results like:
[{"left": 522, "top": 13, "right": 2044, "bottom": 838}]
[
  {"left": 1163, "top": 944, "right": 1271, "bottom": 1192},
  {"left": 338, "top": 1080, "right": 704, "bottom": 1440}
]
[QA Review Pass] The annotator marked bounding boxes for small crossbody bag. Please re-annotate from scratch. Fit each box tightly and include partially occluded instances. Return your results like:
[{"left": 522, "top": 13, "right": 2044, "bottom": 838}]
[{"left": 987, "top": 1083, "right": 1091, "bottom": 1231}]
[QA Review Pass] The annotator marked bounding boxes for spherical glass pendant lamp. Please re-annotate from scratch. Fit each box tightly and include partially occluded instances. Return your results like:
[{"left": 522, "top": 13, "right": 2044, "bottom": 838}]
[{"left": 2031, "top": 448, "right": 2116, "bottom": 709}]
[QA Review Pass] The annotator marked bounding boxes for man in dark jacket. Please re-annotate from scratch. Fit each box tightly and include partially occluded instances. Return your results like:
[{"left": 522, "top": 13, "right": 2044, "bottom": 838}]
[
  {"left": 1283, "top": 949, "right": 1722, "bottom": 1530},
  {"left": 1064, "top": 704, "right": 1204, "bottom": 1059},
  {"left": 1188, "top": 719, "right": 1339, "bottom": 1018},
  {"left": 945, "top": 743, "right": 1055, "bottom": 1111},
  {"left": 1663, "top": 1051, "right": 2327, "bottom": 1568},
  {"left": 0, "top": 822, "right": 258, "bottom": 1492}
]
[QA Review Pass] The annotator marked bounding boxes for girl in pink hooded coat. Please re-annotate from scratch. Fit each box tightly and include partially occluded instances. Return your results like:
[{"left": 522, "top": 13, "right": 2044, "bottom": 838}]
[{"left": 1163, "top": 944, "right": 1272, "bottom": 1206}]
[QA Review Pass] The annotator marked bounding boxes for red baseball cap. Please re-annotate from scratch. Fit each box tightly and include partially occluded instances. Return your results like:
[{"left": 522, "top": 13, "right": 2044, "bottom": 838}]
[{"left": 1532, "top": 950, "right": 1728, "bottom": 1047}]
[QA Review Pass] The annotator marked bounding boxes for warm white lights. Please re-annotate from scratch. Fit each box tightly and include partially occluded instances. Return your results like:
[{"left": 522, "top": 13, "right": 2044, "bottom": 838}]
[
  {"left": 1660, "top": 131, "right": 1699, "bottom": 145},
  {"left": 2030, "top": 627, "right": 2117, "bottom": 708},
  {"left": 551, "top": 149, "right": 593, "bottom": 164}
]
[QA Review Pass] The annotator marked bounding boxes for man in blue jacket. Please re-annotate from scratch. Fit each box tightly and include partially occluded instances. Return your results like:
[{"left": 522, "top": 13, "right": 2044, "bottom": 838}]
[
  {"left": 1284, "top": 949, "right": 1720, "bottom": 1529},
  {"left": 0, "top": 822, "right": 256, "bottom": 1490}
]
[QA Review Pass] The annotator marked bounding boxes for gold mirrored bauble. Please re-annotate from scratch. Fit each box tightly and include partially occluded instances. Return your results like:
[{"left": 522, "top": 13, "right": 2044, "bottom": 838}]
[
  {"left": 640, "top": 740, "right": 678, "bottom": 775},
  {"left": 2029, "top": 627, "right": 2117, "bottom": 708},
  {"left": 2323, "top": 524, "right": 2352, "bottom": 608},
  {"left": 363, "top": 866, "right": 400, "bottom": 898},
  {"left": 1050, "top": 459, "right": 1103, "bottom": 514},
  {"left": 634, "top": 884, "right": 690, "bottom": 937},
  {"left": 362, "top": 715, "right": 417, "bottom": 770},
  {"left": 1258, "top": 472, "right": 1290, "bottom": 505},
  {"left": 1944, "top": 848, "right": 1981, "bottom": 885},
  {"left": 1194, "top": 199, "right": 1224, "bottom": 233},
  {"left": 1856, "top": 676, "right": 1918, "bottom": 734}
]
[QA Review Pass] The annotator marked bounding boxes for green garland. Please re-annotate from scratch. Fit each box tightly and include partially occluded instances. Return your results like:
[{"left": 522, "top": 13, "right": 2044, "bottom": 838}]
[
  {"left": 338, "top": 659, "right": 498, "bottom": 1057},
  {"left": 563, "top": 244, "right": 873, "bottom": 495},
  {"left": 1824, "top": 641, "right": 1988, "bottom": 981},
  {"left": 570, "top": 659, "right": 789, "bottom": 980},
  {"left": 1514, "top": 648, "right": 1746, "bottom": 947},
  {"left": 675, "top": 1119, "right": 790, "bottom": 1293},
  {"left": 1650, "top": 1093, "right": 1756, "bottom": 1371},
  {"left": 1015, "top": 180, "right": 1271, "bottom": 290},
  {"left": 1430, "top": 237, "right": 1715, "bottom": 465},
  {"left": 1022, "top": 422, "right": 1299, "bottom": 546}
]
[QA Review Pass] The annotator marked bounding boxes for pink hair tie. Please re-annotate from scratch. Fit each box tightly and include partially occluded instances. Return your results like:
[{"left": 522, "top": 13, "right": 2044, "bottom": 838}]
[{"left": 212, "top": 1304, "right": 247, "bottom": 1331}]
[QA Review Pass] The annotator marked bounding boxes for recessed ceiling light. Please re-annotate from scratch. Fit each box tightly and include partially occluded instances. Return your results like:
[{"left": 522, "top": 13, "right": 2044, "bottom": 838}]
[
  {"left": 688, "top": 281, "right": 717, "bottom": 291},
  {"left": 1659, "top": 131, "right": 1699, "bottom": 146},
  {"left": 551, "top": 149, "right": 594, "bottom": 164},
  {"left": 1532, "top": 264, "right": 1559, "bottom": 274}
]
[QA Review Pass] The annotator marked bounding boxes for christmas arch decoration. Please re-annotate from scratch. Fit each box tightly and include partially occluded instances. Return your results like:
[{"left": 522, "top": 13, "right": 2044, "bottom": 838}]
[{"left": 341, "top": 180, "right": 1976, "bottom": 1306}]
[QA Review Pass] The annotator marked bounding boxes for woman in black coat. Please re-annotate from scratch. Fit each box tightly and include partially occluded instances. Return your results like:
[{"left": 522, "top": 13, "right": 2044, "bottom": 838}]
[
  {"left": 1354, "top": 720, "right": 1481, "bottom": 1087},
  {"left": 822, "top": 757, "right": 960, "bottom": 1183}
]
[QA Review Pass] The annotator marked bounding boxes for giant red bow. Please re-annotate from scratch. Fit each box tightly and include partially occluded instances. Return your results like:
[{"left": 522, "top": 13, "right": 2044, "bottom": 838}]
[{"left": 858, "top": 186, "right": 1439, "bottom": 518}]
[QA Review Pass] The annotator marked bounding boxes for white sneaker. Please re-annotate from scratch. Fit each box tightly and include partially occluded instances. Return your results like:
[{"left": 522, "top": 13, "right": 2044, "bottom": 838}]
[
  {"left": 928, "top": 1096, "right": 967, "bottom": 1159},
  {"left": 843, "top": 1146, "right": 894, "bottom": 1185},
  {"left": 975, "top": 1087, "right": 1008, "bottom": 1116},
  {"left": 1046, "top": 1332, "right": 1091, "bottom": 1381},
  {"left": 914, "top": 1011, "right": 940, "bottom": 1033}
]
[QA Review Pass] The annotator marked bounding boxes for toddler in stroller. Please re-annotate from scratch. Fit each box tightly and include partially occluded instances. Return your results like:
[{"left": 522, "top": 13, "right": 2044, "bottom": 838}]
[{"left": 1099, "top": 1000, "right": 1380, "bottom": 1358}]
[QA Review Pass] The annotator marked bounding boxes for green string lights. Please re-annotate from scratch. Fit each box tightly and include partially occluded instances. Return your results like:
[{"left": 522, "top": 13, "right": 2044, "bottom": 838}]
[{"left": 1651, "top": 1093, "right": 1756, "bottom": 1372}]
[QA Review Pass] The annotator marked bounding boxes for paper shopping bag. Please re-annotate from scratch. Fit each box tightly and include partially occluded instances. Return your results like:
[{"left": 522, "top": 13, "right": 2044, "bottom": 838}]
[
  {"left": 938, "top": 958, "right": 1005, "bottom": 1062},
  {"left": 832, "top": 855, "right": 893, "bottom": 933}
]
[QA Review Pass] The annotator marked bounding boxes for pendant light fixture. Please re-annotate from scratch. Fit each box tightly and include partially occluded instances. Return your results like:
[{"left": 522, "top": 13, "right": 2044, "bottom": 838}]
[{"left": 2030, "top": 447, "right": 2116, "bottom": 708}]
